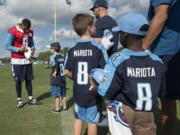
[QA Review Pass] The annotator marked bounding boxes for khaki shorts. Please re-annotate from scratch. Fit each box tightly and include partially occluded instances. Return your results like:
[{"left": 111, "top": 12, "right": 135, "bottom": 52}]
[{"left": 123, "top": 104, "right": 156, "bottom": 135}]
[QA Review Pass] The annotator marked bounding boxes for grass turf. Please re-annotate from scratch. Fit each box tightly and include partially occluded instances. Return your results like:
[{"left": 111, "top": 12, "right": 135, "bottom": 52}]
[{"left": 0, "top": 64, "right": 179, "bottom": 135}]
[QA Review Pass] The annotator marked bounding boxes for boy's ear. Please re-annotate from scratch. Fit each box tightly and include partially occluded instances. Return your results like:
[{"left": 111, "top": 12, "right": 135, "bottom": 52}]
[
  {"left": 90, "top": 25, "right": 96, "bottom": 35},
  {"left": 87, "top": 25, "right": 95, "bottom": 35},
  {"left": 87, "top": 26, "right": 91, "bottom": 31}
]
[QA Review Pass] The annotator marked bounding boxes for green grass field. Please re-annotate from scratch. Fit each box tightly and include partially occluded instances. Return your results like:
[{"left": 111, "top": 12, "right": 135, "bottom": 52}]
[{"left": 0, "top": 65, "right": 179, "bottom": 135}]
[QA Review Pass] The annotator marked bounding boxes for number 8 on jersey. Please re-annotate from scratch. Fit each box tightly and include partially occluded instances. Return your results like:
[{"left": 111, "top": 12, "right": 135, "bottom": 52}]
[{"left": 77, "top": 62, "right": 88, "bottom": 85}]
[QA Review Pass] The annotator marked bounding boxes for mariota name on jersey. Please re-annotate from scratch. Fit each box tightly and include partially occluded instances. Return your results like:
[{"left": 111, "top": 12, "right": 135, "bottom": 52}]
[
  {"left": 127, "top": 67, "right": 156, "bottom": 78},
  {"left": 74, "top": 49, "right": 93, "bottom": 57}
]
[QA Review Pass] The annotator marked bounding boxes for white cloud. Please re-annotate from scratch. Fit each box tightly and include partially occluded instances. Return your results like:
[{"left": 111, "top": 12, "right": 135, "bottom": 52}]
[
  {"left": 55, "top": 29, "right": 77, "bottom": 40},
  {"left": 0, "top": 8, "right": 19, "bottom": 29},
  {"left": 47, "top": 28, "right": 78, "bottom": 48},
  {"left": 108, "top": 0, "right": 149, "bottom": 18},
  {"left": 0, "top": 0, "right": 150, "bottom": 57},
  {"left": 0, "top": 0, "right": 93, "bottom": 29},
  {"left": 33, "top": 29, "right": 78, "bottom": 55},
  {"left": 0, "top": 0, "right": 149, "bottom": 29}
]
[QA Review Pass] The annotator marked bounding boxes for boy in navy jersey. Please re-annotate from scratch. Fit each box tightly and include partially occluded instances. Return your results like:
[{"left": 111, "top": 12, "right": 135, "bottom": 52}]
[
  {"left": 64, "top": 13, "right": 108, "bottom": 135},
  {"left": 49, "top": 42, "right": 66, "bottom": 113},
  {"left": 91, "top": 13, "right": 166, "bottom": 135}
]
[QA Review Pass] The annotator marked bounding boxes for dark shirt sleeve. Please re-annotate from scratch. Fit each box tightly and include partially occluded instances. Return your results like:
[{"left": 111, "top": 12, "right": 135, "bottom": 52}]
[
  {"left": 104, "top": 68, "right": 123, "bottom": 100},
  {"left": 93, "top": 20, "right": 104, "bottom": 38},
  {"left": 29, "top": 31, "right": 35, "bottom": 49},
  {"left": 98, "top": 49, "right": 108, "bottom": 68},
  {"left": 29, "top": 38, "right": 35, "bottom": 48},
  {"left": 64, "top": 50, "right": 72, "bottom": 71},
  {"left": 54, "top": 57, "right": 59, "bottom": 71}
]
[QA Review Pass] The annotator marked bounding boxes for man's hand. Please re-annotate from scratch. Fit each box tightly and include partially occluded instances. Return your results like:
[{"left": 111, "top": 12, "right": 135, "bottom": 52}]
[
  {"left": 52, "top": 71, "right": 57, "bottom": 78},
  {"left": 31, "top": 48, "right": 35, "bottom": 55},
  {"left": 92, "top": 37, "right": 114, "bottom": 50},
  {"left": 88, "top": 75, "right": 98, "bottom": 91},
  {"left": 19, "top": 46, "right": 26, "bottom": 53}
]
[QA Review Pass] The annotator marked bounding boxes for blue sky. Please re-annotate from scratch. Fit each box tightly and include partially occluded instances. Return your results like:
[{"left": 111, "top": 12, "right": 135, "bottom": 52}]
[{"left": 0, "top": 0, "right": 149, "bottom": 58}]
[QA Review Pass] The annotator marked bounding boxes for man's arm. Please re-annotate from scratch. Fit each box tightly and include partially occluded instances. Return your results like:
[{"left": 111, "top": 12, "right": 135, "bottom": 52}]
[
  {"left": 64, "top": 51, "right": 72, "bottom": 79},
  {"left": 29, "top": 37, "right": 35, "bottom": 48},
  {"left": 5, "top": 34, "right": 19, "bottom": 52},
  {"left": 6, "top": 34, "right": 26, "bottom": 53},
  {"left": 29, "top": 31, "right": 35, "bottom": 54},
  {"left": 29, "top": 39, "right": 35, "bottom": 54},
  {"left": 143, "top": 4, "right": 169, "bottom": 49}
]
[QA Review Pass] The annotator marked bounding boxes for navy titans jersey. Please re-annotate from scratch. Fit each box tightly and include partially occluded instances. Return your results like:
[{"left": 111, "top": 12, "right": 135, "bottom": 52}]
[
  {"left": 93, "top": 49, "right": 166, "bottom": 111},
  {"left": 93, "top": 15, "right": 119, "bottom": 56},
  {"left": 50, "top": 53, "right": 66, "bottom": 87},
  {"left": 65, "top": 39, "right": 108, "bottom": 106}
]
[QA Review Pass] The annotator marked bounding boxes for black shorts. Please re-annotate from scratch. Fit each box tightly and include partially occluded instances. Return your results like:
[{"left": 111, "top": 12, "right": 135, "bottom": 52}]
[
  {"left": 160, "top": 53, "right": 180, "bottom": 99},
  {"left": 12, "top": 64, "right": 34, "bottom": 81}
]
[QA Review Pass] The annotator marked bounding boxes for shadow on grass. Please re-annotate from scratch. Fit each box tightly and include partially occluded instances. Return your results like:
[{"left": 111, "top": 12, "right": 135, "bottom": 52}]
[
  {"left": 37, "top": 87, "right": 71, "bottom": 102},
  {"left": 36, "top": 89, "right": 74, "bottom": 109},
  {"left": 37, "top": 91, "right": 51, "bottom": 101},
  {"left": 67, "top": 97, "right": 74, "bottom": 109}
]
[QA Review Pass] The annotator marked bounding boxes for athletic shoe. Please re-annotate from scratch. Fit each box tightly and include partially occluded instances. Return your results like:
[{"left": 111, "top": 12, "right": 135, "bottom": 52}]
[
  {"left": 62, "top": 107, "right": 68, "bottom": 111},
  {"left": 51, "top": 109, "right": 61, "bottom": 113},
  {"left": 16, "top": 99, "right": 24, "bottom": 108},
  {"left": 28, "top": 97, "right": 39, "bottom": 105}
]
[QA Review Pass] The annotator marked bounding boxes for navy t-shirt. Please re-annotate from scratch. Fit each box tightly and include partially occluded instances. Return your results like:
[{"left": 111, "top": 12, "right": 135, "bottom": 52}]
[
  {"left": 95, "top": 49, "right": 166, "bottom": 111},
  {"left": 65, "top": 39, "right": 108, "bottom": 106},
  {"left": 50, "top": 53, "right": 66, "bottom": 87},
  {"left": 148, "top": 0, "right": 180, "bottom": 55},
  {"left": 93, "top": 15, "right": 119, "bottom": 56}
]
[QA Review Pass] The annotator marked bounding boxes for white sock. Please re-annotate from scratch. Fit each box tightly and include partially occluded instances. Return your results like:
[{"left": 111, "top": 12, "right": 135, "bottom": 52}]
[
  {"left": 28, "top": 96, "right": 33, "bottom": 100},
  {"left": 17, "top": 98, "right": 22, "bottom": 101}
]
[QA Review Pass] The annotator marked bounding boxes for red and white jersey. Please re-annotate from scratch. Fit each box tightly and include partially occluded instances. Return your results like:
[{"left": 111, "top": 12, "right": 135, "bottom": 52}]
[{"left": 8, "top": 25, "right": 34, "bottom": 59}]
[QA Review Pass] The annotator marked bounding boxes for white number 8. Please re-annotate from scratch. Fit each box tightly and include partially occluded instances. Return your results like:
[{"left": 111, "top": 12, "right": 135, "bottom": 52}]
[
  {"left": 77, "top": 62, "right": 88, "bottom": 85},
  {"left": 60, "top": 64, "right": 64, "bottom": 76},
  {"left": 136, "top": 83, "right": 152, "bottom": 111},
  {"left": 23, "top": 37, "right": 28, "bottom": 47}
]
